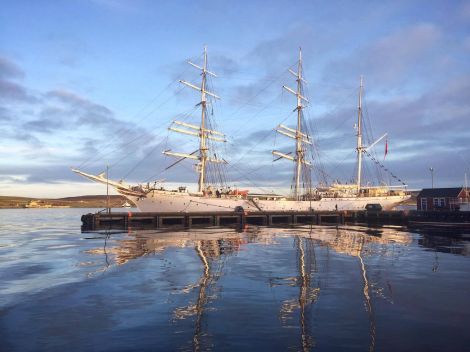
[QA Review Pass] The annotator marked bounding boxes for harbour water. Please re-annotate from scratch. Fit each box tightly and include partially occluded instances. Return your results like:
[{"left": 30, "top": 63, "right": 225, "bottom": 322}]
[{"left": 0, "top": 208, "right": 469, "bottom": 351}]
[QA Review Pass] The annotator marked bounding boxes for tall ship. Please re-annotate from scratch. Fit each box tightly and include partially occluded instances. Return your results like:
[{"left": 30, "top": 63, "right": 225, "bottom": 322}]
[{"left": 73, "top": 47, "right": 410, "bottom": 212}]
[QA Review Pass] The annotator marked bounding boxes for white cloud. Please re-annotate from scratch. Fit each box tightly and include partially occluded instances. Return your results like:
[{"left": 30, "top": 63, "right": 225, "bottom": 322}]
[{"left": 0, "top": 181, "right": 113, "bottom": 198}]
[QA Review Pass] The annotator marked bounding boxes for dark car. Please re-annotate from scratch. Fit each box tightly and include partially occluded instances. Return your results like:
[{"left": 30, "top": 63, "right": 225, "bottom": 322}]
[
  {"left": 234, "top": 206, "right": 245, "bottom": 213},
  {"left": 365, "top": 203, "right": 382, "bottom": 212}
]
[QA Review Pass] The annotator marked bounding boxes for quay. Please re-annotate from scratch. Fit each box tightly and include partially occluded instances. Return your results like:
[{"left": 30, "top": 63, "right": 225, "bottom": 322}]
[
  {"left": 81, "top": 210, "right": 470, "bottom": 232},
  {"left": 82, "top": 210, "right": 343, "bottom": 231}
]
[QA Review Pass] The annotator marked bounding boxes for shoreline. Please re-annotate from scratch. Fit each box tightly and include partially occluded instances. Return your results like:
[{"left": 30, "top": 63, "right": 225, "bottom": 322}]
[{"left": 0, "top": 195, "right": 132, "bottom": 209}]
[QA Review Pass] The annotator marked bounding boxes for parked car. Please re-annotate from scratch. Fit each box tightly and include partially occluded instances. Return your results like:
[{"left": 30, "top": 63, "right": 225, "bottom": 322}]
[{"left": 365, "top": 203, "right": 382, "bottom": 212}]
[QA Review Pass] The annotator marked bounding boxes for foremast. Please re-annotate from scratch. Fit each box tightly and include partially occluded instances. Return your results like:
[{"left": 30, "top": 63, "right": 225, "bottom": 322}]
[
  {"left": 356, "top": 76, "right": 364, "bottom": 193},
  {"left": 163, "top": 47, "right": 226, "bottom": 193},
  {"left": 273, "top": 48, "right": 312, "bottom": 200}
]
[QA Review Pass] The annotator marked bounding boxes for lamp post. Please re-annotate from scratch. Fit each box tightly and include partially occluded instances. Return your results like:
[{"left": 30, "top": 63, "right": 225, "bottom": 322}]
[{"left": 429, "top": 167, "right": 434, "bottom": 189}]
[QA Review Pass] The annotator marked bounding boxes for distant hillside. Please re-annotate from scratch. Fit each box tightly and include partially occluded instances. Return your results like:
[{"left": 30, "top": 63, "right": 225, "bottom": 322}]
[
  {"left": 0, "top": 195, "right": 133, "bottom": 209},
  {"left": 0, "top": 196, "right": 34, "bottom": 208}
]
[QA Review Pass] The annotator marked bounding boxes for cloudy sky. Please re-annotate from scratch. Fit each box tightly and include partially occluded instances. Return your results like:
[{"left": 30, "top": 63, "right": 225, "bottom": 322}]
[{"left": 1, "top": 0, "right": 470, "bottom": 197}]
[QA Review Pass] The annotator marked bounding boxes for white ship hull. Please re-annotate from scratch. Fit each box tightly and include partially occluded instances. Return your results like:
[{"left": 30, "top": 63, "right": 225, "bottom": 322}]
[{"left": 123, "top": 190, "right": 410, "bottom": 213}]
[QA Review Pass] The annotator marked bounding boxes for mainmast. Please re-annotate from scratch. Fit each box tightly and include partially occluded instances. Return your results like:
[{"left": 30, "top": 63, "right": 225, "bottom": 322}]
[
  {"left": 273, "top": 48, "right": 311, "bottom": 200},
  {"left": 294, "top": 49, "right": 304, "bottom": 199},
  {"left": 356, "top": 76, "right": 364, "bottom": 193},
  {"left": 198, "top": 48, "right": 209, "bottom": 192},
  {"left": 163, "top": 47, "right": 226, "bottom": 193}
]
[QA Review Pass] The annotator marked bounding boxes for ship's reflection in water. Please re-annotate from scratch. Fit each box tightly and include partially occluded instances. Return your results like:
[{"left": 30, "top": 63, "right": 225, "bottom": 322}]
[
  {"left": 79, "top": 225, "right": 469, "bottom": 351},
  {"left": 2, "top": 210, "right": 470, "bottom": 351}
]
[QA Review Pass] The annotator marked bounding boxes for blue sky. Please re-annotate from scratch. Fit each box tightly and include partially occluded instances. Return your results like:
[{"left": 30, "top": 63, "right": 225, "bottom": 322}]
[{"left": 1, "top": 0, "right": 470, "bottom": 197}]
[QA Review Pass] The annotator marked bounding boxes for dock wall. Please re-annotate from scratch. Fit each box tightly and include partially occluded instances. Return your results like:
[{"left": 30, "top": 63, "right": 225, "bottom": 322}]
[{"left": 80, "top": 210, "right": 447, "bottom": 232}]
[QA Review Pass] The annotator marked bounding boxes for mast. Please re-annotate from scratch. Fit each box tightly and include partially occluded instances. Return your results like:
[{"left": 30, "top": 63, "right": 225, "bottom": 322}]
[
  {"left": 163, "top": 47, "right": 226, "bottom": 193},
  {"left": 356, "top": 76, "right": 364, "bottom": 193},
  {"left": 273, "top": 48, "right": 311, "bottom": 201},
  {"left": 198, "top": 47, "right": 208, "bottom": 193},
  {"left": 294, "top": 49, "right": 304, "bottom": 200}
]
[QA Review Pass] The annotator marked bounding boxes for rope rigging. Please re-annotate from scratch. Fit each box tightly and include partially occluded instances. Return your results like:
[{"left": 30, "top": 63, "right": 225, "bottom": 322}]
[
  {"left": 76, "top": 58, "right": 198, "bottom": 170},
  {"left": 108, "top": 104, "right": 199, "bottom": 173},
  {"left": 361, "top": 95, "right": 385, "bottom": 184},
  {"left": 363, "top": 150, "right": 407, "bottom": 186}
]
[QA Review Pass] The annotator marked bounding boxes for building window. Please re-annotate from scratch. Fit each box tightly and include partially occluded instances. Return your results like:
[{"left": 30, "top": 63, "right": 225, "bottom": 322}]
[
  {"left": 433, "top": 198, "right": 439, "bottom": 207},
  {"left": 420, "top": 197, "right": 427, "bottom": 210},
  {"left": 439, "top": 198, "right": 445, "bottom": 207}
]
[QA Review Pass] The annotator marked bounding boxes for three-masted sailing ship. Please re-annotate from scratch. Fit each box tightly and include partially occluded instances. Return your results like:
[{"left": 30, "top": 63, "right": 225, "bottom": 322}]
[{"left": 73, "top": 47, "right": 410, "bottom": 212}]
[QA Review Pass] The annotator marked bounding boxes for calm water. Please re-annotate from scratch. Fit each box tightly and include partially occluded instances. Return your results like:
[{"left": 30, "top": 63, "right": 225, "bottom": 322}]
[{"left": 0, "top": 208, "right": 469, "bottom": 351}]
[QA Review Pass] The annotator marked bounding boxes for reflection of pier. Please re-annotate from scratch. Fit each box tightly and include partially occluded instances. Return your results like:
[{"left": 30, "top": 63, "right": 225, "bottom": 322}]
[
  {"left": 268, "top": 226, "right": 412, "bottom": 258},
  {"left": 86, "top": 226, "right": 412, "bottom": 278},
  {"left": 419, "top": 234, "right": 470, "bottom": 256},
  {"left": 86, "top": 229, "right": 247, "bottom": 266}
]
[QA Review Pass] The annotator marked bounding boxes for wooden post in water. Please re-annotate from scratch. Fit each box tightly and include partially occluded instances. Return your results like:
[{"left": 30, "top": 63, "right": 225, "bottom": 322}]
[{"left": 106, "top": 165, "right": 110, "bottom": 214}]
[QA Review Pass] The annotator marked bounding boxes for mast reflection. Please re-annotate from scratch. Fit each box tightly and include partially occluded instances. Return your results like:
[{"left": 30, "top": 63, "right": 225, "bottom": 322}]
[
  {"left": 84, "top": 225, "right": 415, "bottom": 350},
  {"left": 173, "top": 237, "right": 242, "bottom": 351},
  {"left": 297, "top": 236, "right": 318, "bottom": 351},
  {"left": 192, "top": 241, "right": 211, "bottom": 351},
  {"left": 271, "top": 234, "right": 319, "bottom": 351},
  {"left": 358, "top": 237, "right": 376, "bottom": 352}
]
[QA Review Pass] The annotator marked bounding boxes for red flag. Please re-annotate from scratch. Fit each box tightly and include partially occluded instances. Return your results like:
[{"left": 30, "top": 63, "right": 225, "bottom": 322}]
[{"left": 384, "top": 138, "right": 388, "bottom": 160}]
